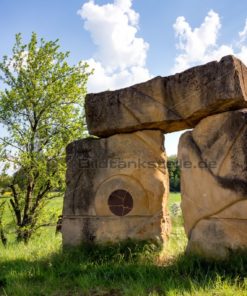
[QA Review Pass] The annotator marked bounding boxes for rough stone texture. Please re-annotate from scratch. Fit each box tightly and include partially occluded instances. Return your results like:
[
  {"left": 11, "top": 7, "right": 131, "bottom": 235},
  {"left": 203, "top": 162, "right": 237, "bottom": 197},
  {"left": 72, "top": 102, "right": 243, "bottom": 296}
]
[
  {"left": 62, "top": 130, "right": 171, "bottom": 246},
  {"left": 86, "top": 55, "right": 247, "bottom": 137},
  {"left": 178, "top": 109, "right": 247, "bottom": 259}
]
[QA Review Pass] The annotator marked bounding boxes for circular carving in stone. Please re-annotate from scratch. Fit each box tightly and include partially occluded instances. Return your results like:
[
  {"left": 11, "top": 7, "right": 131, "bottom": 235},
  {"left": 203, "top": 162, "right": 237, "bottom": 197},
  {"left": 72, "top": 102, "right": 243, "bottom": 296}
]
[
  {"left": 94, "top": 175, "right": 149, "bottom": 216},
  {"left": 108, "top": 189, "right": 133, "bottom": 216}
]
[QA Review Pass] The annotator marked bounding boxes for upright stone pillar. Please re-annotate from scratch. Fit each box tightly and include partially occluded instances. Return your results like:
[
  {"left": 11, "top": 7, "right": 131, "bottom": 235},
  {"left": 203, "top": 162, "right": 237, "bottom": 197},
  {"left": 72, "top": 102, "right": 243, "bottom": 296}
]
[
  {"left": 178, "top": 109, "right": 247, "bottom": 259},
  {"left": 62, "top": 130, "right": 170, "bottom": 245}
]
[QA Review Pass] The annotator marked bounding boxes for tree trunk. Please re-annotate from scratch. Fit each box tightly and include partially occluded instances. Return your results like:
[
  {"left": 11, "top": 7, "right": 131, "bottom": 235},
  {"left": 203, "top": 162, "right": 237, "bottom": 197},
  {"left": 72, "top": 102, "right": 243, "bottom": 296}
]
[
  {"left": 17, "top": 226, "right": 32, "bottom": 244},
  {"left": 0, "top": 226, "right": 7, "bottom": 246}
]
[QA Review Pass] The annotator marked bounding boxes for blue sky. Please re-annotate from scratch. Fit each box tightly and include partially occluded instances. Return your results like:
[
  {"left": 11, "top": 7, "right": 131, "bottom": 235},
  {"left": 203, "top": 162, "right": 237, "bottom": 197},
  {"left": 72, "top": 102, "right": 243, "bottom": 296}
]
[{"left": 1, "top": 0, "right": 247, "bottom": 156}]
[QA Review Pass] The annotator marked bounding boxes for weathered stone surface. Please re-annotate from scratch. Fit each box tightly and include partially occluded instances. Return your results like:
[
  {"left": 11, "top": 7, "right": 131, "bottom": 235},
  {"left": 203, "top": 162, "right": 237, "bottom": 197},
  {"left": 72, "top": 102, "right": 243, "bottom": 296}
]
[
  {"left": 62, "top": 130, "right": 171, "bottom": 246},
  {"left": 178, "top": 109, "right": 247, "bottom": 259},
  {"left": 86, "top": 55, "right": 247, "bottom": 137},
  {"left": 187, "top": 218, "right": 247, "bottom": 260}
]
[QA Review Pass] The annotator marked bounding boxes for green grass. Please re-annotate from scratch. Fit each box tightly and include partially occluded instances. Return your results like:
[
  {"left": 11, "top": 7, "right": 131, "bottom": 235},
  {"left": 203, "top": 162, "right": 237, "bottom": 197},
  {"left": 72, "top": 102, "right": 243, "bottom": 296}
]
[
  {"left": 168, "top": 192, "right": 181, "bottom": 206},
  {"left": 0, "top": 194, "right": 247, "bottom": 296},
  {"left": 0, "top": 194, "right": 63, "bottom": 244}
]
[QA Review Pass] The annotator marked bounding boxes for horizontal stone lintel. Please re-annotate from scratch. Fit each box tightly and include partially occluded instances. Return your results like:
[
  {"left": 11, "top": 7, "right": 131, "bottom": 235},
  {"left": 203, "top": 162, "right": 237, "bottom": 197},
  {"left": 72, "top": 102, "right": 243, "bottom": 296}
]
[{"left": 86, "top": 55, "right": 247, "bottom": 137}]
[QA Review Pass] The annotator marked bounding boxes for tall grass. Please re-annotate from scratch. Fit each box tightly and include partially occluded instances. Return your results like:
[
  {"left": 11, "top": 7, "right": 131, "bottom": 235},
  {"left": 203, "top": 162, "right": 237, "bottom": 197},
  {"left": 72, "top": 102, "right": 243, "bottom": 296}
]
[{"left": 0, "top": 193, "right": 246, "bottom": 296}]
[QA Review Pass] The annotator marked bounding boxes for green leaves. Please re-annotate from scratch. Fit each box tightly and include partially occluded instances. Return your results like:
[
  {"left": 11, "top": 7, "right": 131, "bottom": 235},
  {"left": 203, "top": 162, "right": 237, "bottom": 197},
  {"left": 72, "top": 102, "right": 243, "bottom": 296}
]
[
  {"left": 0, "top": 32, "right": 91, "bottom": 242},
  {"left": 167, "top": 155, "right": 180, "bottom": 192}
]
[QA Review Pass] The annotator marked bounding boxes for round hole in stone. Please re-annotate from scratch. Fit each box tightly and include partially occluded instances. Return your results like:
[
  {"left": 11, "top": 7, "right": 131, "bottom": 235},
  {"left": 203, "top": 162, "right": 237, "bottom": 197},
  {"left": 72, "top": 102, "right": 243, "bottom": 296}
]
[{"left": 108, "top": 189, "right": 133, "bottom": 216}]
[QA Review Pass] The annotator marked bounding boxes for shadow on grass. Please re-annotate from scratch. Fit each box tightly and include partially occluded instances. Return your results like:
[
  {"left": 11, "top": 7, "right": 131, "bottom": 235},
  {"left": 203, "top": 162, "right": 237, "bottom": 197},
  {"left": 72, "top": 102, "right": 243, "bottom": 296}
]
[{"left": 1, "top": 240, "right": 247, "bottom": 296}]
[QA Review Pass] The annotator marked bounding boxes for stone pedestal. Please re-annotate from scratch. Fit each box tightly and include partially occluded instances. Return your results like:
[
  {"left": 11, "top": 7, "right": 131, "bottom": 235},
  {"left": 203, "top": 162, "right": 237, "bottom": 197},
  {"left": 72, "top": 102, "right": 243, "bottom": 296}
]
[
  {"left": 178, "top": 109, "right": 247, "bottom": 259},
  {"left": 62, "top": 130, "right": 171, "bottom": 246}
]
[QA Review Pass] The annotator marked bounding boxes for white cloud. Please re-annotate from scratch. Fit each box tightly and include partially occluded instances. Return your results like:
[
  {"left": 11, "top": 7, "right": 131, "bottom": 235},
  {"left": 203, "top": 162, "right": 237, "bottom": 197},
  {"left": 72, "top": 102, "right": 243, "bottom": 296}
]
[
  {"left": 172, "top": 10, "right": 247, "bottom": 73},
  {"left": 239, "top": 20, "right": 247, "bottom": 43},
  {"left": 237, "top": 45, "right": 247, "bottom": 63},
  {"left": 86, "top": 58, "right": 150, "bottom": 93},
  {"left": 78, "top": 0, "right": 151, "bottom": 93}
]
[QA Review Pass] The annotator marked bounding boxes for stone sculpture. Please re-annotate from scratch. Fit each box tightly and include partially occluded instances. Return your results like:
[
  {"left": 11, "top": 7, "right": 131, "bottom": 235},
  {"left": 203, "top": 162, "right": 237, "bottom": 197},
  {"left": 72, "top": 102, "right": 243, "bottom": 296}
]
[
  {"left": 62, "top": 130, "right": 170, "bottom": 245},
  {"left": 178, "top": 109, "right": 247, "bottom": 259},
  {"left": 62, "top": 55, "right": 247, "bottom": 259}
]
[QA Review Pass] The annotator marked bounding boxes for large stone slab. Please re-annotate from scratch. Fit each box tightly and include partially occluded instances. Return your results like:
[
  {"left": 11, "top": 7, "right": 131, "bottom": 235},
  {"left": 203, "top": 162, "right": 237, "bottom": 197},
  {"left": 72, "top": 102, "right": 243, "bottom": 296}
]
[
  {"left": 86, "top": 55, "right": 247, "bottom": 137},
  {"left": 178, "top": 109, "right": 247, "bottom": 259},
  {"left": 62, "top": 130, "right": 171, "bottom": 246}
]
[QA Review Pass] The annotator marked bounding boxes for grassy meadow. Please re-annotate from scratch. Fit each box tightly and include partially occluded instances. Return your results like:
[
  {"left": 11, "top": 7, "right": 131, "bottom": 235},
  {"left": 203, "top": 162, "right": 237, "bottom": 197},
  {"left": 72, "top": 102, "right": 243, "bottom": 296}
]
[{"left": 0, "top": 193, "right": 247, "bottom": 296}]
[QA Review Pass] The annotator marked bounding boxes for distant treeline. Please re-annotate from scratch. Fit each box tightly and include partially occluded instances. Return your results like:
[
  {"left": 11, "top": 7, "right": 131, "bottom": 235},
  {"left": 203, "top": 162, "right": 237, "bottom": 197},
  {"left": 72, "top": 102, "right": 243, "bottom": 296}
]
[{"left": 167, "top": 155, "right": 180, "bottom": 192}]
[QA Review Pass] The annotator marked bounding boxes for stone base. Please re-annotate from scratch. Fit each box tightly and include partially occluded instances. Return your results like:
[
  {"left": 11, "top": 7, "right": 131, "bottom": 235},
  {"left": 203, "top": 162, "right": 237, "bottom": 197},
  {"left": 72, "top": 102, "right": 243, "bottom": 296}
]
[
  {"left": 62, "top": 215, "right": 171, "bottom": 246},
  {"left": 187, "top": 219, "right": 247, "bottom": 260},
  {"left": 62, "top": 130, "right": 170, "bottom": 246}
]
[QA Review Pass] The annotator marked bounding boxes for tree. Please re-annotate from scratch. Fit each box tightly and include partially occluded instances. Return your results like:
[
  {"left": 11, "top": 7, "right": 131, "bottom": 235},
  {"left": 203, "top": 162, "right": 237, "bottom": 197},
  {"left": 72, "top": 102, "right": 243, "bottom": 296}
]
[
  {"left": 0, "top": 200, "right": 7, "bottom": 246},
  {"left": 0, "top": 33, "right": 91, "bottom": 243},
  {"left": 0, "top": 173, "right": 12, "bottom": 246},
  {"left": 167, "top": 155, "right": 180, "bottom": 192},
  {"left": 0, "top": 174, "right": 12, "bottom": 195}
]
